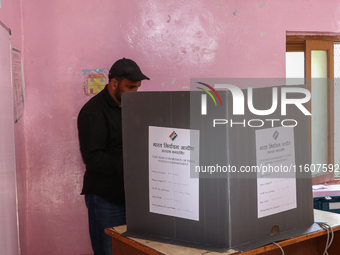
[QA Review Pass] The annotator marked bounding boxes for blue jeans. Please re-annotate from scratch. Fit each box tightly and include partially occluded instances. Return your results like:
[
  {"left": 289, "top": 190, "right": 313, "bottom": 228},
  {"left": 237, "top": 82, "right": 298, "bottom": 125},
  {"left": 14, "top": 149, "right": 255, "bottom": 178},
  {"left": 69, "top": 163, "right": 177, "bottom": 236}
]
[{"left": 85, "top": 194, "right": 126, "bottom": 255}]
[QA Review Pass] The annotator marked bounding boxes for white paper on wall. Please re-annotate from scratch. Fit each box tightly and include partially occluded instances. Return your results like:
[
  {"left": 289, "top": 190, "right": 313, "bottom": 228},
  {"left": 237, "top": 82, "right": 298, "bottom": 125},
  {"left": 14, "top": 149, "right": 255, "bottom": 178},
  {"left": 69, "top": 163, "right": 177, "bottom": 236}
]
[{"left": 0, "top": 20, "right": 20, "bottom": 254}]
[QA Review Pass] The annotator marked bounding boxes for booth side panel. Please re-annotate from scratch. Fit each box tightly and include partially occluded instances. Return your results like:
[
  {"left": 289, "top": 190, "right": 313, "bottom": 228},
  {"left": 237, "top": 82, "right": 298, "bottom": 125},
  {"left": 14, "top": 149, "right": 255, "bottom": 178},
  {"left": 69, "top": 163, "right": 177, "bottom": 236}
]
[
  {"left": 227, "top": 86, "right": 314, "bottom": 247},
  {"left": 122, "top": 91, "right": 231, "bottom": 247}
]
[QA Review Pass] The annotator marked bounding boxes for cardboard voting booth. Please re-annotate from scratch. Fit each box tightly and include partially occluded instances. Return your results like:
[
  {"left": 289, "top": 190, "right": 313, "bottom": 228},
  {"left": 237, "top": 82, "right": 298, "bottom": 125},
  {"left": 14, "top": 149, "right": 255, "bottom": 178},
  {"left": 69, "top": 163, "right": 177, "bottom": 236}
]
[{"left": 121, "top": 83, "right": 314, "bottom": 251}]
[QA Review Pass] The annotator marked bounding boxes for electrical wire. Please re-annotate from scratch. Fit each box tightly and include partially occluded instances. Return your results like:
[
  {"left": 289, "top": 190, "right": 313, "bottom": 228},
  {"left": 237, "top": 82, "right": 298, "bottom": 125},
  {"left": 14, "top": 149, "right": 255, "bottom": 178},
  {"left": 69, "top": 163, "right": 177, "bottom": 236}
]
[
  {"left": 316, "top": 222, "right": 334, "bottom": 255},
  {"left": 272, "top": 242, "right": 284, "bottom": 255},
  {"left": 271, "top": 222, "right": 334, "bottom": 255},
  {"left": 321, "top": 222, "right": 333, "bottom": 255},
  {"left": 323, "top": 222, "right": 333, "bottom": 255}
]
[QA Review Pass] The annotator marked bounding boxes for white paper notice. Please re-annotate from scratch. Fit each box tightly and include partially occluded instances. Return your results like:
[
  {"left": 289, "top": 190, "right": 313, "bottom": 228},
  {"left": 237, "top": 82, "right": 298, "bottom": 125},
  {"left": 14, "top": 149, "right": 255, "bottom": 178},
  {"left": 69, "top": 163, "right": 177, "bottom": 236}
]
[
  {"left": 256, "top": 126, "right": 296, "bottom": 218},
  {"left": 149, "top": 126, "right": 200, "bottom": 221}
]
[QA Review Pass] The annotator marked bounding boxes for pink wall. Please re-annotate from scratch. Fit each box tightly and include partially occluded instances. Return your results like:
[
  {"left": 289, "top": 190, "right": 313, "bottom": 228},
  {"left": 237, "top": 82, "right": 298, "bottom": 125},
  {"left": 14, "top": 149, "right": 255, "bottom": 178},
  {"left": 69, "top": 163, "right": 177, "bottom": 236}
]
[{"left": 1, "top": 0, "right": 339, "bottom": 255}]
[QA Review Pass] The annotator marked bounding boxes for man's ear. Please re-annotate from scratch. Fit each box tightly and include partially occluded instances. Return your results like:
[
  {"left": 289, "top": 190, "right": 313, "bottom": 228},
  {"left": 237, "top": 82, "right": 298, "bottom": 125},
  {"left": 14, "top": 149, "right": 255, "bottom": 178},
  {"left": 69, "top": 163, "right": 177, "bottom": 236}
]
[{"left": 109, "top": 78, "right": 118, "bottom": 90}]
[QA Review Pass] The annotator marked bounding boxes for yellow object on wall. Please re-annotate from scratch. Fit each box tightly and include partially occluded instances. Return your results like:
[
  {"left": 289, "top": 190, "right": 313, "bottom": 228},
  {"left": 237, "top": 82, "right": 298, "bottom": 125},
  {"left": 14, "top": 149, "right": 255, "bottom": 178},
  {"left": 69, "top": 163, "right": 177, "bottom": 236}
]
[{"left": 87, "top": 74, "right": 106, "bottom": 94}]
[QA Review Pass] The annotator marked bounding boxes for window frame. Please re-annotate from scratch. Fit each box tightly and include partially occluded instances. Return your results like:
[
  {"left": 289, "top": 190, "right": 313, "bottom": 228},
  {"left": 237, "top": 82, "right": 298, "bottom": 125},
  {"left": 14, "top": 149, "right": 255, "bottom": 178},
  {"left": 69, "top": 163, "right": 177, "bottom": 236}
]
[{"left": 286, "top": 34, "right": 338, "bottom": 184}]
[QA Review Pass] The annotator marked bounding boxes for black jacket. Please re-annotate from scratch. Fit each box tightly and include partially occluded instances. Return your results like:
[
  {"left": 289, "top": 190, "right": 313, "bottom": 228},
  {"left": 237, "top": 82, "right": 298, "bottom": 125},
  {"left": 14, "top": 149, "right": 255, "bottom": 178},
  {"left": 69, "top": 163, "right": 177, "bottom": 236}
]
[{"left": 77, "top": 85, "right": 125, "bottom": 205}]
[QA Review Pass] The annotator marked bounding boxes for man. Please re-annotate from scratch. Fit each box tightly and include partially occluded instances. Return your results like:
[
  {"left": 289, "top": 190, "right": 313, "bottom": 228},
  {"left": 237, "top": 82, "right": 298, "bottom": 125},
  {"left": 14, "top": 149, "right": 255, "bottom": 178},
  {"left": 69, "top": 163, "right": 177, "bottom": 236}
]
[{"left": 78, "top": 58, "right": 149, "bottom": 255}]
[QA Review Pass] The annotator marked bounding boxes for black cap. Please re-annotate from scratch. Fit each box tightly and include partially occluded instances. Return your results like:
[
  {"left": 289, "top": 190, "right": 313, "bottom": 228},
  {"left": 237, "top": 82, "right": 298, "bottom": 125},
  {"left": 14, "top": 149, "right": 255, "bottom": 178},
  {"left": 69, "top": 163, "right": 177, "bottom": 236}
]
[{"left": 109, "top": 58, "right": 150, "bottom": 81}]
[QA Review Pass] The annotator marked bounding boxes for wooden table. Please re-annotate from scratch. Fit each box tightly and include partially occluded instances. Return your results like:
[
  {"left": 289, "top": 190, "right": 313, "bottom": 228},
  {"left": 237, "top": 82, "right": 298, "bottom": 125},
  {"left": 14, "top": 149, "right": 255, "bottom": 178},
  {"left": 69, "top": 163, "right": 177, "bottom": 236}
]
[{"left": 105, "top": 210, "right": 340, "bottom": 255}]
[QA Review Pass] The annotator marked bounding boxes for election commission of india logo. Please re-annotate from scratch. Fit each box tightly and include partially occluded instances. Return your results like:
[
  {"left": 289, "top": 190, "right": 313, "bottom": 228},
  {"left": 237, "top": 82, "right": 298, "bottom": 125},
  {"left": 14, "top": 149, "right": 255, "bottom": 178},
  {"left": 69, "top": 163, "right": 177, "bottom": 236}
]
[
  {"left": 273, "top": 130, "right": 279, "bottom": 140},
  {"left": 169, "top": 131, "right": 178, "bottom": 141}
]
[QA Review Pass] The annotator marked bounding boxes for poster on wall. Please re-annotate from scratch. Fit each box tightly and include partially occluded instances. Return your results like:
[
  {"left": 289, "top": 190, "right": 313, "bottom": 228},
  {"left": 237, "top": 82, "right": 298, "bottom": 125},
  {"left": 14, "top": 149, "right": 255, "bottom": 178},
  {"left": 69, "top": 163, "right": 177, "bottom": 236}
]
[
  {"left": 82, "top": 69, "right": 109, "bottom": 95},
  {"left": 255, "top": 126, "right": 297, "bottom": 218},
  {"left": 12, "top": 48, "right": 25, "bottom": 123},
  {"left": 149, "top": 126, "right": 200, "bottom": 221}
]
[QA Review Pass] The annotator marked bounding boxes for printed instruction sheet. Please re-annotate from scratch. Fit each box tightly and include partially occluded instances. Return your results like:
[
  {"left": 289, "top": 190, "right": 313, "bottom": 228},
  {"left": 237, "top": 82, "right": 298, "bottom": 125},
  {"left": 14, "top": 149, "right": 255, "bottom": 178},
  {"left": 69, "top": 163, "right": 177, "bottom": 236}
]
[
  {"left": 255, "top": 126, "right": 297, "bottom": 218},
  {"left": 149, "top": 126, "right": 200, "bottom": 221}
]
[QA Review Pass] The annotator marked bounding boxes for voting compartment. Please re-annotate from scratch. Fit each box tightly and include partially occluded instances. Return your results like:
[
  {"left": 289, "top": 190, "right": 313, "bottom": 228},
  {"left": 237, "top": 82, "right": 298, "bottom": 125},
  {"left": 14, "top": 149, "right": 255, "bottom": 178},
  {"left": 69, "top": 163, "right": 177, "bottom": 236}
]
[{"left": 121, "top": 83, "right": 314, "bottom": 250}]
